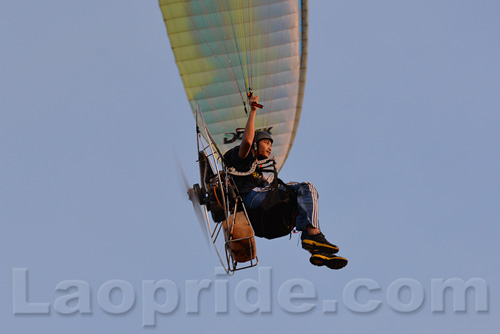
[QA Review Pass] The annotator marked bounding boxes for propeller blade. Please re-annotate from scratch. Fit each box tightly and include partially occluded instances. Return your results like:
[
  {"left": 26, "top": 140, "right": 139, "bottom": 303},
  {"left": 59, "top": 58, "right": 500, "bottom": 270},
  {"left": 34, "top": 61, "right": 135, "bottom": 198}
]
[
  {"left": 174, "top": 152, "right": 190, "bottom": 191},
  {"left": 174, "top": 151, "right": 210, "bottom": 247},
  {"left": 188, "top": 188, "right": 209, "bottom": 241}
]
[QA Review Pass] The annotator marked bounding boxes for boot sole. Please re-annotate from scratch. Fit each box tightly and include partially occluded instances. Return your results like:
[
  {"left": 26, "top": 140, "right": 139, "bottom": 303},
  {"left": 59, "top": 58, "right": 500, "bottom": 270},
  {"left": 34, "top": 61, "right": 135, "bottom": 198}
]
[
  {"left": 310, "top": 254, "right": 348, "bottom": 270},
  {"left": 302, "top": 240, "right": 339, "bottom": 254}
]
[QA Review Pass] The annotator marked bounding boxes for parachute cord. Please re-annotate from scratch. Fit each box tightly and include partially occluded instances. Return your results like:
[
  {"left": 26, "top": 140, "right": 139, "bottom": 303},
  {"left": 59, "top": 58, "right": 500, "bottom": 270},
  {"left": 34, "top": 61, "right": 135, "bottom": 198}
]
[
  {"left": 180, "top": 2, "right": 247, "bottom": 100},
  {"left": 197, "top": 0, "right": 247, "bottom": 104},
  {"left": 245, "top": 0, "right": 252, "bottom": 91},
  {"left": 261, "top": 0, "right": 272, "bottom": 130},
  {"left": 249, "top": 0, "right": 254, "bottom": 90},
  {"left": 229, "top": 0, "right": 251, "bottom": 97},
  {"left": 247, "top": 0, "right": 259, "bottom": 96},
  {"left": 190, "top": 0, "right": 267, "bottom": 116},
  {"left": 213, "top": 0, "right": 248, "bottom": 96}
]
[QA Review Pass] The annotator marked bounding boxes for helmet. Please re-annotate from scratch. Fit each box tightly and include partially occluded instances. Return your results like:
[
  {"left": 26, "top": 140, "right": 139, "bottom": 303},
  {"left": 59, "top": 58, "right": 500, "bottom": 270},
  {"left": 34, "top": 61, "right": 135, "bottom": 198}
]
[{"left": 254, "top": 131, "right": 273, "bottom": 144}]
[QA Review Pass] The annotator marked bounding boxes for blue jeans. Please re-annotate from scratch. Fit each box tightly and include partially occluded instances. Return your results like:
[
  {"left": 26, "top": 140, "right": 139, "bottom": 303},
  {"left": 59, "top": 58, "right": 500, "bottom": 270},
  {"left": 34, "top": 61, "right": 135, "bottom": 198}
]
[{"left": 243, "top": 182, "right": 320, "bottom": 231}]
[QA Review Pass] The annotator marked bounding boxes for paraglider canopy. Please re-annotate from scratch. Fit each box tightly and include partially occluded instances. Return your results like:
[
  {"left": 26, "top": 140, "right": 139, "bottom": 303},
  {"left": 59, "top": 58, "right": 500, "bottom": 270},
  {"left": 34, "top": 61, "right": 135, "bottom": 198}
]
[{"left": 159, "top": 0, "right": 308, "bottom": 170}]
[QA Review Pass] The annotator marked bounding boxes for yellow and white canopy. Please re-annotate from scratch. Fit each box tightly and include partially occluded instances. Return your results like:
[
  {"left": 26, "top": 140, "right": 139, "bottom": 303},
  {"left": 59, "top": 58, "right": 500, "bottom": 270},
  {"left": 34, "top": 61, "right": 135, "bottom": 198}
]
[{"left": 159, "top": 0, "right": 308, "bottom": 170}]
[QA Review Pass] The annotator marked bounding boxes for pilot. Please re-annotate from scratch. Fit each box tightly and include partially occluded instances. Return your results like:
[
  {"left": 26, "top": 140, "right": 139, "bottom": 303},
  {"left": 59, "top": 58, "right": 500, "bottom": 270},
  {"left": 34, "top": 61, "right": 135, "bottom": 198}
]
[{"left": 226, "top": 95, "right": 348, "bottom": 270}]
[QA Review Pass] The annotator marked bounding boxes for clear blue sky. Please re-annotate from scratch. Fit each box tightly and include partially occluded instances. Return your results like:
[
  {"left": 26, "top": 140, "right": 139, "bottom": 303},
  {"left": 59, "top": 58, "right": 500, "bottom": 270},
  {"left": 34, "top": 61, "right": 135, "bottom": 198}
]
[{"left": 1, "top": 1, "right": 499, "bottom": 333}]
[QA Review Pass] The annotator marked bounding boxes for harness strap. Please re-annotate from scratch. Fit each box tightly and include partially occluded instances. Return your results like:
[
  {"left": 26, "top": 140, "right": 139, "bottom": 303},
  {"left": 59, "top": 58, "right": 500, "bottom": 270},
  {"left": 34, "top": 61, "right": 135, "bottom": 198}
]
[{"left": 227, "top": 157, "right": 276, "bottom": 176}]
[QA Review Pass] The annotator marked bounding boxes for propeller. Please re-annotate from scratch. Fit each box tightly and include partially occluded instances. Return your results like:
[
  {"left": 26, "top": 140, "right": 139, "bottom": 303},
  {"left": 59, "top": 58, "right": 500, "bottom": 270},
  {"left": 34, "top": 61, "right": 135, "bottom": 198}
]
[{"left": 174, "top": 152, "right": 210, "bottom": 247}]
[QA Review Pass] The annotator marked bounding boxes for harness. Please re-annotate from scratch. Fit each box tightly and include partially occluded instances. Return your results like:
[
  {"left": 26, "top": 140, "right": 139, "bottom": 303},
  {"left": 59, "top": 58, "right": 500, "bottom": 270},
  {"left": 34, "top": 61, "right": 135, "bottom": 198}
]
[
  {"left": 227, "top": 157, "right": 276, "bottom": 183},
  {"left": 225, "top": 151, "right": 298, "bottom": 239}
]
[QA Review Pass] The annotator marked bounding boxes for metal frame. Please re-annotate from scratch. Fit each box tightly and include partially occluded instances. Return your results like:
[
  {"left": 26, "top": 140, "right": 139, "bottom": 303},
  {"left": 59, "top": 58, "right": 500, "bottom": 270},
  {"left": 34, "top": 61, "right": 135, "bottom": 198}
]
[{"left": 194, "top": 106, "right": 258, "bottom": 275}]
